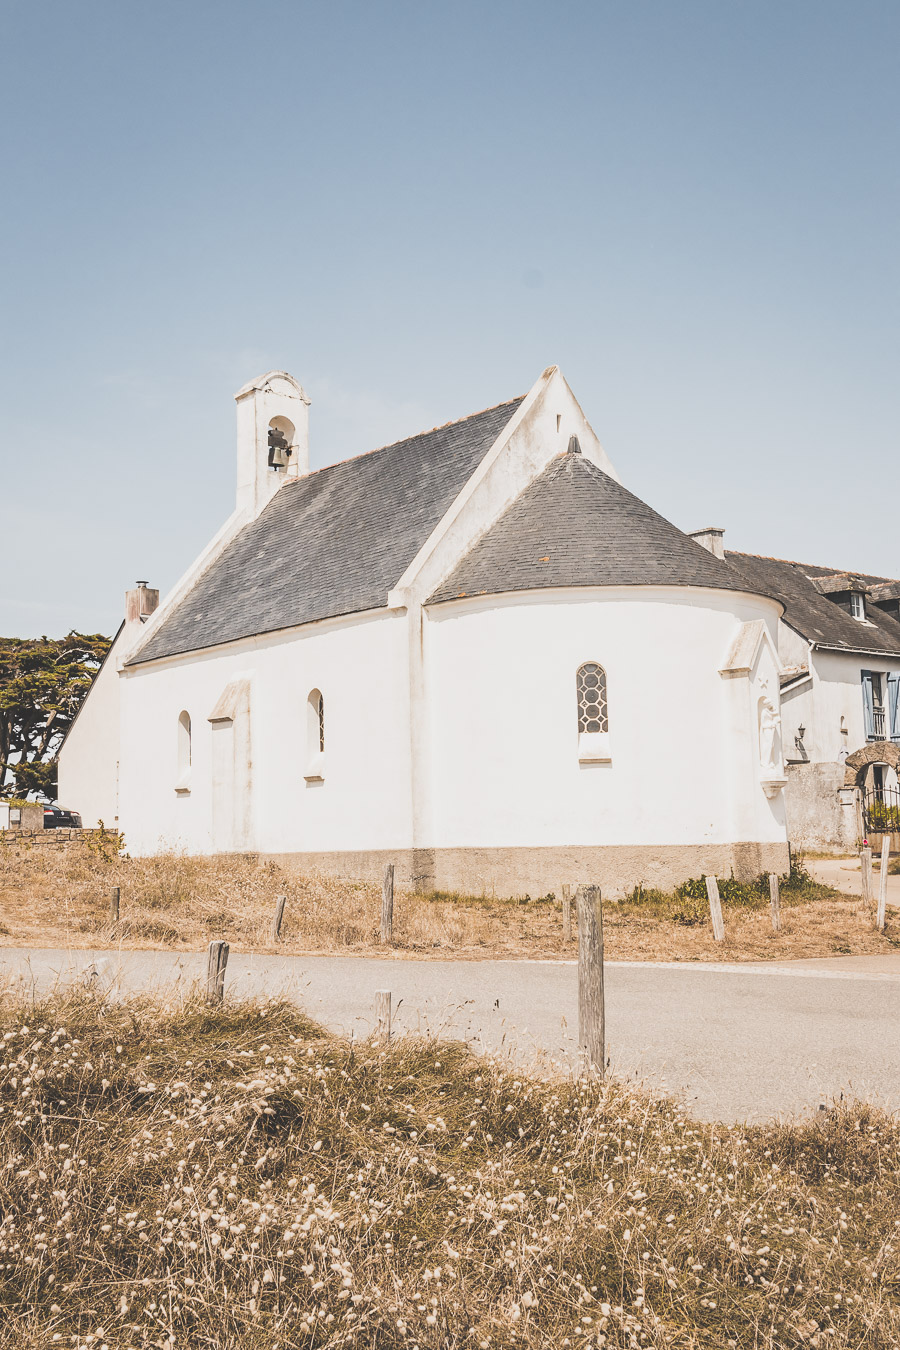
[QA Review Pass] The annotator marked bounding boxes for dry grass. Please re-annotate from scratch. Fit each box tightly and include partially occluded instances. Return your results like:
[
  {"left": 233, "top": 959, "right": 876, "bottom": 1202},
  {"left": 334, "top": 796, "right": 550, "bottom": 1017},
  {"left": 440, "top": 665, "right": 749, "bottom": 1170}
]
[
  {"left": 1, "top": 990, "right": 899, "bottom": 1348},
  {"left": 0, "top": 838, "right": 897, "bottom": 963}
]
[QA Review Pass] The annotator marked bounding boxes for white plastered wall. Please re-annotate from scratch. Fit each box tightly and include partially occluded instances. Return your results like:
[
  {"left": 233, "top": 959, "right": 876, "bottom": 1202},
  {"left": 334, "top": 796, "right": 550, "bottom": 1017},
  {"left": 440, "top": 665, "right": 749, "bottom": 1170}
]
[
  {"left": 423, "top": 587, "right": 787, "bottom": 849},
  {"left": 57, "top": 638, "right": 122, "bottom": 827},
  {"left": 58, "top": 618, "right": 151, "bottom": 827},
  {"left": 779, "top": 649, "right": 900, "bottom": 765},
  {"left": 118, "top": 610, "right": 412, "bottom": 857}
]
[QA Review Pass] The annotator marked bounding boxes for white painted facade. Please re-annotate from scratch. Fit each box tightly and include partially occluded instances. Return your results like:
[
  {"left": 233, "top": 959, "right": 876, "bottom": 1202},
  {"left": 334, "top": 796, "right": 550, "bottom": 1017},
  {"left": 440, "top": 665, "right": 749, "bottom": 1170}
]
[
  {"left": 115, "top": 585, "right": 786, "bottom": 862},
  {"left": 425, "top": 589, "right": 785, "bottom": 850},
  {"left": 61, "top": 365, "right": 793, "bottom": 890},
  {"left": 780, "top": 642, "right": 900, "bottom": 769}
]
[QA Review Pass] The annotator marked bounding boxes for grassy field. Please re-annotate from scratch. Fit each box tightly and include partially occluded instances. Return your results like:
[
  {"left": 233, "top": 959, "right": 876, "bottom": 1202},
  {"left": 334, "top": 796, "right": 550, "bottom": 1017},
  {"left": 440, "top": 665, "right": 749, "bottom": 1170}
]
[
  {"left": 0, "top": 991, "right": 898, "bottom": 1348},
  {"left": 0, "top": 837, "right": 896, "bottom": 963}
]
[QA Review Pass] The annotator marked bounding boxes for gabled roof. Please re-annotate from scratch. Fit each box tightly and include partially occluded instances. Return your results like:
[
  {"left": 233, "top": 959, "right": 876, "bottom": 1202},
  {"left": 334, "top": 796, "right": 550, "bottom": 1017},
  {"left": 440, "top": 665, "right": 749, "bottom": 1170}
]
[
  {"left": 427, "top": 451, "right": 767, "bottom": 604},
  {"left": 131, "top": 398, "right": 524, "bottom": 665},
  {"left": 726, "top": 552, "right": 900, "bottom": 657}
]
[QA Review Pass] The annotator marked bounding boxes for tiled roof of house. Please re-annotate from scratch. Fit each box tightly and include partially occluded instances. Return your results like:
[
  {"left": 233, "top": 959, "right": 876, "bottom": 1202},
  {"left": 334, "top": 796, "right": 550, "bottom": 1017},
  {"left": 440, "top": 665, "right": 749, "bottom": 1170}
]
[
  {"left": 428, "top": 451, "right": 766, "bottom": 604},
  {"left": 726, "top": 552, "right": 900, "bottom": 656},
  {"left": 131, "top": 397, "right": 524, "bottom": 665}
]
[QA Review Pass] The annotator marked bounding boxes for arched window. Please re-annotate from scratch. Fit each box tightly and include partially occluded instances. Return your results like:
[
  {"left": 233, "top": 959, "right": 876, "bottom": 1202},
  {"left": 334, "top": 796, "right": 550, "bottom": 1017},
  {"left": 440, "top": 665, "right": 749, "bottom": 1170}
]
[
  {"left": 576, "top": 663, "right": 611, "bottom": 763},
  {"left": 313, "top": 690, "right": 325, "bottom": 752},
  {"left": 305, "top": 689, "right": 325, "bottom": 782},
  {"left": 175, "top": 710, "right": 192, "bottom": 793},
  {"left": 577, "top": 663, "right": 608, "bottom": 733}
]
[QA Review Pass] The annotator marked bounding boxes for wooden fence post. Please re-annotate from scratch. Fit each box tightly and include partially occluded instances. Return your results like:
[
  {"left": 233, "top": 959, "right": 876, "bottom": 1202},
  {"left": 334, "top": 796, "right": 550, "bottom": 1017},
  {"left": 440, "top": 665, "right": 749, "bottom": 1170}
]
[
  {"left": 374, "top": 989, "right": 392, "bottom": 1041},
  {"left": 768, "top": 873, "right": 781, "bottom": 933},
  {"left": 877, "top": 837, "right": 889, "bottom": 933},
  {"left": 380, "top": 864, "right": 394, "bottom": 944},
  {"left": 109, "top": 886, "right": 120, "bottom": 923},
  {"left": 271, "top": 894, "right": 286, "bottom": 941},
  {"left": 861, "top": 847, "right": 873, "bottom": 907},
  {"left": 576, "top": 884, "right": 605, "bottom": 1074},
  {"left": 206, "top": 940, "right": 229, "bottom": 1004},
  {"left": 705, "top": 875, "right": 725, "bottom": 943},
  {"left": 561, "top": 884, "right": 573, "bottom": 943}
]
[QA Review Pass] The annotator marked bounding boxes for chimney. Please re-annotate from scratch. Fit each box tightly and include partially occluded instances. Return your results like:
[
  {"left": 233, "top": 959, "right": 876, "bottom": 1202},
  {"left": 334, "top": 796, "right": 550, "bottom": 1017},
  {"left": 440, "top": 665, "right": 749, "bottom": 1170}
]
[
  {"left": 689, "top": 527, "right": 725, "bottom": 561},
  {"left": 125, "top": 580, "right": 159, "bottom": 624}
]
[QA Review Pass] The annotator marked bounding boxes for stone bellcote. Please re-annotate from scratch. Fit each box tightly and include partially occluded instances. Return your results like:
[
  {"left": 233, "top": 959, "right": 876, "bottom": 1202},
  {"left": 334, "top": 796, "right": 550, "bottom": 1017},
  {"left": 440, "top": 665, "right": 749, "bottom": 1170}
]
[{"left": 234, "top": 370, "right": 311, "bottom": 517}]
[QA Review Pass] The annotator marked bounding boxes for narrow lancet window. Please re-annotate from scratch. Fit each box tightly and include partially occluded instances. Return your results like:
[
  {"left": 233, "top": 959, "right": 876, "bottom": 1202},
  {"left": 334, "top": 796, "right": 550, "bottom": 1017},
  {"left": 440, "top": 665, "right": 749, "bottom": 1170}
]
[{"left": 175, "top": 710, "right": 192, "bottom": 793}]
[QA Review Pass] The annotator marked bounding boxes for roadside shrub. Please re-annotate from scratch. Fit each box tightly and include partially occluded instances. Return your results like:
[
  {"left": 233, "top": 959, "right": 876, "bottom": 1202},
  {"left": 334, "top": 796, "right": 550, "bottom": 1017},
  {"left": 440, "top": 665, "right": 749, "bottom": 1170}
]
[{"left": 866, "top": 800, "right": 900, "bottom": 832}]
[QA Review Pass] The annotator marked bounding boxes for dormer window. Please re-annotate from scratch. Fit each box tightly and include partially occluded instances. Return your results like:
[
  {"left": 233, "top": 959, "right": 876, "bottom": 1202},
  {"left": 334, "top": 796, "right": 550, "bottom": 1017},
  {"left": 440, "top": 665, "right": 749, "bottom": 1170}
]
[{"left": 810, "top": 572, "right": 870, "bottom": 622}]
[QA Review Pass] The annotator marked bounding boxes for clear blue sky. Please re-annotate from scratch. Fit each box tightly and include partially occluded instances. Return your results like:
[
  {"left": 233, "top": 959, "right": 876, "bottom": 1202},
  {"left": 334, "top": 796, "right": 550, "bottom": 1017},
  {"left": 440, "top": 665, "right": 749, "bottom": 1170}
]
[{"left": 1, "top": 0, "right": 897, "bottom": 637}]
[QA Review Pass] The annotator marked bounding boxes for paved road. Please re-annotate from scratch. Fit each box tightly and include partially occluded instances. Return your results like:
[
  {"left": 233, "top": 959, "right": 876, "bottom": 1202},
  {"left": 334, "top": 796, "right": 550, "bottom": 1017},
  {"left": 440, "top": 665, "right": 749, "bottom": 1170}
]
[
  {"left": 806, "top": 854, "right": 900, "bottom": 905},
  {"left": 2, "top": 947, "right": 899, "bottom": 1125}
]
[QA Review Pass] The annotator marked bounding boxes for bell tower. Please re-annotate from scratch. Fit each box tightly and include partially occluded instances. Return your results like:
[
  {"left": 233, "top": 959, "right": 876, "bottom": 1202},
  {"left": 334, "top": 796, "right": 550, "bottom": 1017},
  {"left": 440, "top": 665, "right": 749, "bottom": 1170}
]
[{"left": 234, "top": 370, "right": 311, "bottom": 517}]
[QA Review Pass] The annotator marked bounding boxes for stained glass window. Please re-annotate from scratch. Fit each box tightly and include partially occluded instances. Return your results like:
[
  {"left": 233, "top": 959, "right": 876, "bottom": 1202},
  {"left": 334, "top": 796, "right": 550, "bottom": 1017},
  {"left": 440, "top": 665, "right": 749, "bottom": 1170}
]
[{"left": 577, "top": 663, "right": 608, "bottom": 733}]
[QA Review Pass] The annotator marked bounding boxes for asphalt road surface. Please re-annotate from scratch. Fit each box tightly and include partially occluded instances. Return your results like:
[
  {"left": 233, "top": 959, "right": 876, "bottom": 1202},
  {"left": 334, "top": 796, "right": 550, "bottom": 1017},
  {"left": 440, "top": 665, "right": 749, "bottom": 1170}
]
[{"left": 1, "top": 946, "right": 899, "bottom": 1125}]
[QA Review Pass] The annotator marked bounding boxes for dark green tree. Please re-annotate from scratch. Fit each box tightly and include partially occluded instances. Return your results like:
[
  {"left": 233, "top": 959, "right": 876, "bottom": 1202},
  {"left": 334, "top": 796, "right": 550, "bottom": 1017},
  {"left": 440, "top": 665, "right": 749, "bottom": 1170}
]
[{"left": 0, "top": 633, "right": 111, "bottom": 800}]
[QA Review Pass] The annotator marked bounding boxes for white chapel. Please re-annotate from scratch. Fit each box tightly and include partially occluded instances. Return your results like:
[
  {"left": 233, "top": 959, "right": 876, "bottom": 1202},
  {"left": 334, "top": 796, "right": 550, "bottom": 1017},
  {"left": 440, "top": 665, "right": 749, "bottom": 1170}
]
[{"left": 59, "top": 366, "right": 794, "bottom": 895}]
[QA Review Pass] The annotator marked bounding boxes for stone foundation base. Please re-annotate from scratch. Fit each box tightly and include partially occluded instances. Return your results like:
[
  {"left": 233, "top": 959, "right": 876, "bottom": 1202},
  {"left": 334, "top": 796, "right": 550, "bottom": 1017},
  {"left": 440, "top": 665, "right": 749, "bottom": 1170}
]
[{"left": 260, "top": 842, "right": 790, "bottom": 899}]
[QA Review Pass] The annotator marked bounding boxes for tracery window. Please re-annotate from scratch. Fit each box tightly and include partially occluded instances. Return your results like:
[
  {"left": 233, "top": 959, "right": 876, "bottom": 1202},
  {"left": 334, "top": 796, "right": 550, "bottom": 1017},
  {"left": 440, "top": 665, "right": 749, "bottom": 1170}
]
[{"left": 577, "top": 663, "right": 608, "bottom": 734}]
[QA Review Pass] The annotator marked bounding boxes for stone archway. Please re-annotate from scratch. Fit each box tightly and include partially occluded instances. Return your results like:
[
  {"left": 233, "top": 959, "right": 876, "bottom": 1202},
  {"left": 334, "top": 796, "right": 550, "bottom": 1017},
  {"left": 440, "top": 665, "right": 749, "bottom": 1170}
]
[{"left": 843, "top": 742, "right": 900, "bottom": 787}]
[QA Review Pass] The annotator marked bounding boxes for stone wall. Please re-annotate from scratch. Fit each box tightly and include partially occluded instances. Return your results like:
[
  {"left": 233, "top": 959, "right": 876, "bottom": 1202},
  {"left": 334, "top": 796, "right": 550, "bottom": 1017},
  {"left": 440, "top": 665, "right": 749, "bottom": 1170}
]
[
  {"left": 0, "top": 802, "right": 45, "bottom": 831},
  {"left": 784, "top": 762, "right": 859, "bottom": 854},
  {"left": 0, "top": 828, "right": 119, "bottom": 851}
]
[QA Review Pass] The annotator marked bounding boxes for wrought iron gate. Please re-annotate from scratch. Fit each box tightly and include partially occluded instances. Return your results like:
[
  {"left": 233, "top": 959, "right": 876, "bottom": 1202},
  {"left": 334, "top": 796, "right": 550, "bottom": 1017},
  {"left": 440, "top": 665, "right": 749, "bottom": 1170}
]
[{"left": 862, "top": 785, "right": 900, "bottom": 835}]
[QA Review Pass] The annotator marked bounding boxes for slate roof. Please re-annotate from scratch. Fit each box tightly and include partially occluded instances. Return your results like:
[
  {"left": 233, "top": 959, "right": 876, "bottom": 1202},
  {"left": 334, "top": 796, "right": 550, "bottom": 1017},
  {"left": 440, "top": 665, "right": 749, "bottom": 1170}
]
[
  {"left": 427, "top": 451, "right": 766, "bottom": 603},
  {"left": 726, "top": 552, "right": 900, "bottom": 656},
  {"left": 131, "top": 398, "right": 524, "bottom": 665}
]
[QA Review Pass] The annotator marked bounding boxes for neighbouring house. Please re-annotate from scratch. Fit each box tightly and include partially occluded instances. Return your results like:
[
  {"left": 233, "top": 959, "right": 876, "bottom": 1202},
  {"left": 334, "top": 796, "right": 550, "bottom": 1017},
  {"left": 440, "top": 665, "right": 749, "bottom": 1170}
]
[
  {"left": 720, "top": 552, "right": 900, "bottom": 852},
  {"left": 59, "top": 365, "right": 793, "bottom": 896}
]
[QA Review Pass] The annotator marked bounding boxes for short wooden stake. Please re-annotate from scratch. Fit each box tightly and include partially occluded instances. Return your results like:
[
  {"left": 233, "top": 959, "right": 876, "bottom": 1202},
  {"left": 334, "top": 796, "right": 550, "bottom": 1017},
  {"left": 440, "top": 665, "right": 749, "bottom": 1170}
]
[
  {"left": 768, "top": 872, "right": 781, "bottom": 933},
  {"left": 271, "top": 894, "right": 286, "bottom": 941},
  {"left": 705, "top": 875, "right": 725, "bottom": 943},
  {"left": 561, "top": 883, "right": 573, "bottom": 942},
  {"left": 877, "top": 837, "right": 889, "bottom": 932},
  {"left": 206, "top": 940, "right": 229, "bottom": 1004},
  {"left": 861, "top": 847, "right": 873, "bottom": 907},
  {"left": 576, "top": 884, "right": 605, "bottom": 1074},
  {"left": 109, "top": 886, "right": 120, "bottom": 923},
  {"left": 374, "top": 989, "right": 391, "bottom": 1041},
  {"left": 380, "top": 863, "right": 394, "bottom": 944}
]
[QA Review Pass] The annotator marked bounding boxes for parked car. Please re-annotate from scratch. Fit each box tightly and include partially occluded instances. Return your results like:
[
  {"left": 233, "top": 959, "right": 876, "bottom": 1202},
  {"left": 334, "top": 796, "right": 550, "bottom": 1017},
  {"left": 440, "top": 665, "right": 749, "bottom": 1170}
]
[{"left": 43, "top": 804, "right": 83, "bottom": 829}]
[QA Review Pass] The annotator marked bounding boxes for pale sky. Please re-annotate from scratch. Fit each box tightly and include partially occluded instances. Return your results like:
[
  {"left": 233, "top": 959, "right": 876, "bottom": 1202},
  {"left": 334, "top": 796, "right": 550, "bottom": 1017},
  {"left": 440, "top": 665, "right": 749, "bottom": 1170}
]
[{"left": 1, "top": 0, "right": 897, "bottom": 637}]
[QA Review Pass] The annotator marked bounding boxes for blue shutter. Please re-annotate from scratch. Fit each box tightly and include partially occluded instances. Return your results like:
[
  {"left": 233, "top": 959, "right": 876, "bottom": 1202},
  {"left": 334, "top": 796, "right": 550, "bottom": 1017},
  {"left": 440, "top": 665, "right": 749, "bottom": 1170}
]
[
  {"left": 888, "top": 673, "right": 900, "bottom": 742},
  {"left": 862, "top": 671, "right": 875, "bottom": 739}
]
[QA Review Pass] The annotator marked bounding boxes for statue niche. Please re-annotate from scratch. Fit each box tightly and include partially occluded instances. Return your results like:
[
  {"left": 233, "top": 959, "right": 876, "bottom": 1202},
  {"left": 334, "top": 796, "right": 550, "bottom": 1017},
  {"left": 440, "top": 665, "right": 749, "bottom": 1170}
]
[{"left": 757, "top": 681, "right": 787, "bottom": 798}]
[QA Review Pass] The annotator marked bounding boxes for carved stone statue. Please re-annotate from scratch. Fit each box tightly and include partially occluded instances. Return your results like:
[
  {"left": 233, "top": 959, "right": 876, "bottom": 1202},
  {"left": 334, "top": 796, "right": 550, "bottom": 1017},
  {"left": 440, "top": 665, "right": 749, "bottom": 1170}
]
[{"left": 759, "top": 697, "right": 782, "bottom": 773}]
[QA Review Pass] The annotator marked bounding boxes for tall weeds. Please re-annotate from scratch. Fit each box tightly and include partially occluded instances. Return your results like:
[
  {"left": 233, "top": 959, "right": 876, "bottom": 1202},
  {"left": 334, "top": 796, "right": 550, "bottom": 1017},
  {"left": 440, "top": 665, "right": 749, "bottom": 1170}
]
[
  {"left": 0, "top": 843, "right": 893, "bottom": 962},
  {"left": 0, "top": 992, "right": 898, "bottom": 1347}
]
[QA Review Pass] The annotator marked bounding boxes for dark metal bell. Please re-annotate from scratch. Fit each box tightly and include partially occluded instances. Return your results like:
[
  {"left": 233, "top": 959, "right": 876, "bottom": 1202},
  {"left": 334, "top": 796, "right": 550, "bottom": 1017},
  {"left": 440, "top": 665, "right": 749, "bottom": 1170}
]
[{"left": 268, "top": 426, "right": 291, "bottom": 470}]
